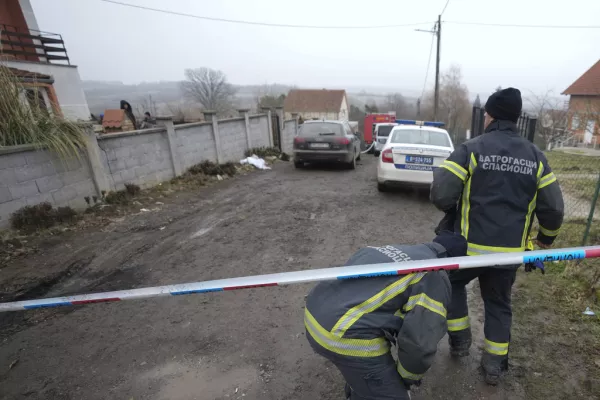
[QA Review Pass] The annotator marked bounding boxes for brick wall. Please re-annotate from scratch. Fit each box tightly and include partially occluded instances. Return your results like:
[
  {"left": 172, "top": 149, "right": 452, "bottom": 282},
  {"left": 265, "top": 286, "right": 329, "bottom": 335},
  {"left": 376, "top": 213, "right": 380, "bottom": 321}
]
[{"left": 0, "top": 113, "right": 271, "bottom": 228}]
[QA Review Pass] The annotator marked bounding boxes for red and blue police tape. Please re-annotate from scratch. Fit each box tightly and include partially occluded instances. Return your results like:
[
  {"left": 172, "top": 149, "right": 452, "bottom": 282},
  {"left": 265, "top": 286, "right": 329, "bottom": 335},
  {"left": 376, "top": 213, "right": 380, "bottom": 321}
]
[{"left": 1, "top": 246, "right": 599, "bottom": 313}]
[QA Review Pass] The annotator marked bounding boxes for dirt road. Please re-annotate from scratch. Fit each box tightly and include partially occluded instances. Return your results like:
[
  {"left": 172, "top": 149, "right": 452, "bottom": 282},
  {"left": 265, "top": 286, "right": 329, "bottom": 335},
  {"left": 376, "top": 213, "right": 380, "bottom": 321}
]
[{"left": 0, "top": 156, "right": 545, "bottom": 399}]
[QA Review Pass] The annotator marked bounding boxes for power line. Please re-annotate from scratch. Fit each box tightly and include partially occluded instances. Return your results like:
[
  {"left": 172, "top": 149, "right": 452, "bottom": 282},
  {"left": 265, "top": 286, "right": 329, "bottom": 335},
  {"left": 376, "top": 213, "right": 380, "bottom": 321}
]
[
  {"left": 440, "top": 0, "right": 450, "bottom": 16},
  {"left": 99, "top": 0, "right": 433, "bottom": 29},
  {"left": 445, "top": 21, "right": 600, "bottom": 29}
]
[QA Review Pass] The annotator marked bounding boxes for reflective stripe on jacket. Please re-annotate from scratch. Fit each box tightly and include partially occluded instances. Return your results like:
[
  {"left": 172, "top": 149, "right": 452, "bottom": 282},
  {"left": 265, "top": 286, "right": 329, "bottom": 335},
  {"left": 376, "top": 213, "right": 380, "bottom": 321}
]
[
  {"left": 305, "top": 243, "right": 452, "bottom": 386},
  {"left": 430, "top": 120, "right": 564, "bottom": 252}
]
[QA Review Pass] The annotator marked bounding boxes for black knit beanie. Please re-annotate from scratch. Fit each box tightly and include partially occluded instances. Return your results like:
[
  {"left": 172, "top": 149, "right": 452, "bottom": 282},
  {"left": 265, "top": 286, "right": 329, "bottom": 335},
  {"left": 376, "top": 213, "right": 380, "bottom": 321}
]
[
  {"left": 484, "top": 88, "right": 522, "bottom": 123},
  {"left": 433, "top": 231, "right": 467, "bottom": 258}
]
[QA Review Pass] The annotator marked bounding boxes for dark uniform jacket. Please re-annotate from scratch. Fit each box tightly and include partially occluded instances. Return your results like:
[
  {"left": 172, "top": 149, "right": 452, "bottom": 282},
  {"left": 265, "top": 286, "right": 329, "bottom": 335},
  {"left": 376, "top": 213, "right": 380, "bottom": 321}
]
[
  {"left": 430, "top": 120, "right": 564, "bottom": 255},
  {"left": 305, "top": 243, "right": 451, "bottom": 386}
]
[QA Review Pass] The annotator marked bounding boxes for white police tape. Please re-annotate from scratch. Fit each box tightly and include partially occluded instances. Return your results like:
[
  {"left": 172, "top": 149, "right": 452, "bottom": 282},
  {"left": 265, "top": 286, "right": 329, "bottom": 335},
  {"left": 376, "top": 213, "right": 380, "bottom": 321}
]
[{"left": 1, "top": 246, "right": 599, "bottom": 313}]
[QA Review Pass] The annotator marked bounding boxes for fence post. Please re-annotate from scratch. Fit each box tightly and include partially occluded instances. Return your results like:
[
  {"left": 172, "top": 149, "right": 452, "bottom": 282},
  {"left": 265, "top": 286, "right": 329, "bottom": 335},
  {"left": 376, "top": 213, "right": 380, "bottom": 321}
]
[
  {"left": 238, "top": 108, "right": 252, "bottom": 150},
  {"left": 291, "top": 113, "right": 299, "bottom": 136},
  {"left": 82, "top": 123, "right": 110, "bottom": 196},
  {"left": 156, "top": 116, "right": 182, "bottom": 177},
  {"left": 203, "top": 110, "right": 221, "bottom": 163},
  {"left": 266, "top": 110, "right": 274, "bottom": 147},
  {"left": 527, "top": 118, "right": 537, "bottom": 143},
  {"left": 582, "top": 172, "right": 600, "bottom": 246}
]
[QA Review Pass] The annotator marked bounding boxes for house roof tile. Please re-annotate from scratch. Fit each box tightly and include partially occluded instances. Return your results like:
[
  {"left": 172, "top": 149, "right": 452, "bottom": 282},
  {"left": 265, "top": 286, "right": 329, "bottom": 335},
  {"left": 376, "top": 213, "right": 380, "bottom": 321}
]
[
  {"left": 562, "top": 59, "right": 600, "bottom": 96},
  {"left": 283, "top": 89, "right": 346, "bottom": 113},
  {"left": 102, "top": 109, "right": 125, "bottom": 128}
]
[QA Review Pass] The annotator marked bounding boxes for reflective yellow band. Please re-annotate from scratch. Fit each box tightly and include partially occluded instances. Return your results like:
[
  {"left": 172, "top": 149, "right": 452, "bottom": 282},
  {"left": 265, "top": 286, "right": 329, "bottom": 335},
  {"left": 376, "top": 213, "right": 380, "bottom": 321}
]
[
  {"left": 484, "top": 339, "right": 509, "bottom": 356},
  {"left": 522, "top": 162, "right": 545, "bottom": 247},
  {"left": 539, "top": 225, "right": 560, "bottom": 237},
  {"left": 397, "top": 361, "right": 424, "bottom": 381},
  {"left": 394, "top": 310, "right": 405, "bottom": 319},
  {"left": 304, "top": 309, "right": 390, "bottom": 357},
  {"left": 441, "top": 161, "right": 467, "bottom": 182},
  {"left": 467, "top": 242, "right": 525, "bottom": 255},
  {"left": 331, "top": 273, "right": 425, "bottom": 337},
  {"left": 447, "top": 316, "right": 470, "bottom": 332},
  {"left": 538, "top": 172, "right": 557, "bottom": 189},
  {"left": 403, "top": 293, "right": 447, "bottom": 318}
]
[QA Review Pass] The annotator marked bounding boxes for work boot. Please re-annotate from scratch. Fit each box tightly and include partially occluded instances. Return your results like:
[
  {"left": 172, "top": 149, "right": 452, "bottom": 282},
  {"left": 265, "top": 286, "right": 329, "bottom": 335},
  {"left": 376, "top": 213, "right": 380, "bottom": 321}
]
[
  {"left": 344, "top": 383, "right": 351, "bottom": 400},
  {"left": 481, "top": 352, "right": 508, "bottom": 386},
  {"left": 448, "top": 336, "right": 471, "bottom": 358}
]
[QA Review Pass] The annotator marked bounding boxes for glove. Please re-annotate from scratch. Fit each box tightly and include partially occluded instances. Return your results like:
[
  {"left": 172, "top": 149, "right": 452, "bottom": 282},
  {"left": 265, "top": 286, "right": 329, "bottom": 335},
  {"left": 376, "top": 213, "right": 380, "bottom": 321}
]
[
  {"left": 435, "top": 209, "right": 457, "bottom": 235},
  {"left": 524, "top": 240, "right": 545, "bottom": 274}
]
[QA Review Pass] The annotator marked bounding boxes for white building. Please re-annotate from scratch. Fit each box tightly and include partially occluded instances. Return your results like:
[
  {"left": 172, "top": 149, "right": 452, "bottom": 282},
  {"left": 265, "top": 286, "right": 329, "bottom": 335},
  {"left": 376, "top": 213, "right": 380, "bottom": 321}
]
[
  {"left": 284, "top": 89, "right": 349, "bottom": 121},
  {"left": 0, "top": 0, "right": 90, "bottom": 120}
]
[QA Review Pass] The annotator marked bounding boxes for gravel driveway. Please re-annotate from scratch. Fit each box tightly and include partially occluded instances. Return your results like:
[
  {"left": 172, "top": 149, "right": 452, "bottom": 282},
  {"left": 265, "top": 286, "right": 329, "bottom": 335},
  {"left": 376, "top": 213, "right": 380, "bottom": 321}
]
[{"left": 0, "top": 156, "right": 527, "bottom": 400}]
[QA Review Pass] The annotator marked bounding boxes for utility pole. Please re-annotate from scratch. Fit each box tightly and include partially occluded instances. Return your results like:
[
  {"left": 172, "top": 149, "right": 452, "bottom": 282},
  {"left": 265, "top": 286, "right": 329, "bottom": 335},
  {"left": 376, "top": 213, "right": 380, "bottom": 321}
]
[
  {"left": 416, "top": 16, "right": 442, "bottom": 121},
  {"left": 433, "top": 14, "right": 441, "bottom": 121}
]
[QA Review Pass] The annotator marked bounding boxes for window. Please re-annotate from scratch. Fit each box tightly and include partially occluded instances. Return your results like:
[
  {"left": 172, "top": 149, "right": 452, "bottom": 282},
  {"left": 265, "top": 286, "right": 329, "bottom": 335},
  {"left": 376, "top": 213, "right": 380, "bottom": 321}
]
[
  {"left": 571, "top": 114, "right": 580, "bottom": 129},
  {"left": 376, "top": 125, "right": 394, "bottom": 137},
  {"left": 298, "top": 122, "right": 343, "bottom": 136},
  {"left": 22, "top": 87, "right": 52, "bottom": 115},
  {"left": 390, "top": 129, "right": 451, "bottom": 147}
]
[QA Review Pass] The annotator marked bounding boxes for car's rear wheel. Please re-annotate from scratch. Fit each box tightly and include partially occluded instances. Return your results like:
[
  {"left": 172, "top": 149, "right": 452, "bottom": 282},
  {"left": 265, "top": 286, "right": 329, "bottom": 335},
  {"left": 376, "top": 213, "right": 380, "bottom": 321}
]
[
  {"left": 377, "top": 182, "right": 387, "bottom": 192},
  {"left": 357, "top": 152, "right": 361, "bottom": 161},
  {"left": 347, "top": 155, "right": 356, "bottom": 170},
  {"left": 374, "top": 151, "right": 380, "bottom": 157},
  {"left": 294, "top": 161, "right": 304, "bottom": 169}
]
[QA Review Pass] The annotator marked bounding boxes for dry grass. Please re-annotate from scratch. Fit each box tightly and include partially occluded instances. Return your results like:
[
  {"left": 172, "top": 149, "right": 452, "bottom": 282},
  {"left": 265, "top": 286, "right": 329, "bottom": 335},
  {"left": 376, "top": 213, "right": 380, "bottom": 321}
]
[{"left": 0, "top": 65, "right": 86, "bottom": 159}]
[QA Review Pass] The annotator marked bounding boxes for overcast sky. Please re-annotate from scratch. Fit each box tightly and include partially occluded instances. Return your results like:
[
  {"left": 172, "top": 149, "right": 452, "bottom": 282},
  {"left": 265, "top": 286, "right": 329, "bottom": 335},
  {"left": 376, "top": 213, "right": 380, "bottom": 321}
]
[{"left": 31, "top": 0, "right": 599, "bottom": 98}]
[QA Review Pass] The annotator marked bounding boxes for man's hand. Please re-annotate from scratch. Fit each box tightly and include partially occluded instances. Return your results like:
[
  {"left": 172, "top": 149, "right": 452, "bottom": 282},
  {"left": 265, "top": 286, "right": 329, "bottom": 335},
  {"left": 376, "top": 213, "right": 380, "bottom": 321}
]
[{"left": 535, "top": 240, "right": 552, "bottom": 249}]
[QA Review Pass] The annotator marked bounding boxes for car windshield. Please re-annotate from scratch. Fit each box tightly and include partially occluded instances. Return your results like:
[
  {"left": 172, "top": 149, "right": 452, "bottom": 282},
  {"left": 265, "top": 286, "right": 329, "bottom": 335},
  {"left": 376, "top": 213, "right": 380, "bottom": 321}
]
[
  {"left": 299, "top": 122, "right": 342, "bottom": 136},
  {"left": 390, "top": 129, "right": 451, "bottom": 147},
  {"left": 376, "top": 125, "right": 394, "bottom": 137}
]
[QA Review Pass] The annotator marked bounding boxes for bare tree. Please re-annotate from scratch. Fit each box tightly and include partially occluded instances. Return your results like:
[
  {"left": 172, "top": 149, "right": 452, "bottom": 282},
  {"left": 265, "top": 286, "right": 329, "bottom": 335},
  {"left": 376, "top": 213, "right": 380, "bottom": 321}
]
[
  {"left": 134, "top": 93, "right": 158, "bottom": 119},
  {"left": 528, "top": 91, "right": 569, "bottom": 150},
  {"left": 422, "top": 64, "right": 471, "bottom": 140},
  {"left": 382, "top": 93, "right": 407, "bottom": 116},
  {"left": 180, "top": 68, "right": 236, "bottom": 112}
]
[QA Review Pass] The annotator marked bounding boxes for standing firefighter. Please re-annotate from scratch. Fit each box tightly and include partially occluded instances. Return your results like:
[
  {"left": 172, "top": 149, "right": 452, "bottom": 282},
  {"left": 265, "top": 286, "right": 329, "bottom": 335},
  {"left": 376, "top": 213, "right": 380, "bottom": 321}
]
[
  {"left": 304, "top": 232, "right": 467, "bottom": 400},
  {"left": 430, "top": 87, "right": 564, "bottom": 385}
]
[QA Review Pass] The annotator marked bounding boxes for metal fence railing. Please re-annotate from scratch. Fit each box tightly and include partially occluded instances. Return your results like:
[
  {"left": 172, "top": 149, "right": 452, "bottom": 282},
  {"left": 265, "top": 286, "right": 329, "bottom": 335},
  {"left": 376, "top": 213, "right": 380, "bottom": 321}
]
[{"left": 545, "top": 150, "right": 600, "bottom": 246}]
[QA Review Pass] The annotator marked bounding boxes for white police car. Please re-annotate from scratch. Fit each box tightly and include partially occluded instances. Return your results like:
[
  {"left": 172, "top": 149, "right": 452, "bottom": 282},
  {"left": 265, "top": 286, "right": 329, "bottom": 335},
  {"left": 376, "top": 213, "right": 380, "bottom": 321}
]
[{"left": 376, "top": 120, "right": 454, "bottom": 191}]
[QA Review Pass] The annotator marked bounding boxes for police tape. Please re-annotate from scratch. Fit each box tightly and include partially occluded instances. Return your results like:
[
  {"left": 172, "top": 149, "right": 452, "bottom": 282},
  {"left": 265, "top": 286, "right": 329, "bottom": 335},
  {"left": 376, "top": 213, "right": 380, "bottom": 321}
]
[{"left": 1, "top": 246, "right": 599, "bottom": 313}]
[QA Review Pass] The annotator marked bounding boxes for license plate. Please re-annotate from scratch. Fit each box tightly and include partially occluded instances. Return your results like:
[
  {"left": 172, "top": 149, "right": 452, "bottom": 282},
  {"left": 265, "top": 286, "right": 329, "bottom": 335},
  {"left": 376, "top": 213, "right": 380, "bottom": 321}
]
[
  {"left": 406, "top": 155, "right": 433, "bottom": 165},
  {"left": 310, "top": 143, "right": 330, "bottom": 149}
]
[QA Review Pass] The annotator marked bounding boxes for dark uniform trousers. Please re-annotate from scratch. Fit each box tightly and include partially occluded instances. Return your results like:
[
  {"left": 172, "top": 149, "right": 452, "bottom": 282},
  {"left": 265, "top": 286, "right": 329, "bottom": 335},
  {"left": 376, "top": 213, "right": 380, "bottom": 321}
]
[{"left": 446, "top": 266, "right": 517, "bottom": 371}]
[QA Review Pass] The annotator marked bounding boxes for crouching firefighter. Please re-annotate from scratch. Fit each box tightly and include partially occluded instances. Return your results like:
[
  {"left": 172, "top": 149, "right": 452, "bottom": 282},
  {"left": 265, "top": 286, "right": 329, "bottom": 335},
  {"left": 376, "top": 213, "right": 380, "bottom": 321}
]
[{"left": 304, "top": 232, "right": 467, "bottom": 400}]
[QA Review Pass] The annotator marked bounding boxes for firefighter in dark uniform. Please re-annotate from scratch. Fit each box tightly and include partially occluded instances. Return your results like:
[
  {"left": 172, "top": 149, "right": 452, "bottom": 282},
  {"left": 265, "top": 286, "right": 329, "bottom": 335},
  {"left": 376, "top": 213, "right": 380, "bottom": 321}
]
[
  {"left": 305, "top": 231, "right": 468, "bottom": 400},
  {"left": 430, "top": 88, "right": 564, "bottom": 385}
]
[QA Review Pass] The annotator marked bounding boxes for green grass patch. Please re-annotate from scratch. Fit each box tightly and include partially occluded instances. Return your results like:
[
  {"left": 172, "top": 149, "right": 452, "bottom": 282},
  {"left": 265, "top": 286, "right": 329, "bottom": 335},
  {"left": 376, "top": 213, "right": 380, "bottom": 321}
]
[{"left": 545, "top": 151, "right": 600, "bottom": 173}]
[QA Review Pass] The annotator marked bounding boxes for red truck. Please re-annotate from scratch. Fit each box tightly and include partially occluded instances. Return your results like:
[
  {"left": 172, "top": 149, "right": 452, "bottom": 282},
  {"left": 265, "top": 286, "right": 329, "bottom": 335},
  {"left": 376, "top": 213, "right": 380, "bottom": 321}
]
[{"left": 364, "top": 112, "right": 397, "bottom": 146}]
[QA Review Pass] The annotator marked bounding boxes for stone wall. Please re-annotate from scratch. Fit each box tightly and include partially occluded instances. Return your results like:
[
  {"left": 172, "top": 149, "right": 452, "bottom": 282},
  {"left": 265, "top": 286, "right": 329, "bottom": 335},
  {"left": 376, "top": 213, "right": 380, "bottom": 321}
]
[{"left": 0, "top": 112, "right": 271, "bottom": 228}]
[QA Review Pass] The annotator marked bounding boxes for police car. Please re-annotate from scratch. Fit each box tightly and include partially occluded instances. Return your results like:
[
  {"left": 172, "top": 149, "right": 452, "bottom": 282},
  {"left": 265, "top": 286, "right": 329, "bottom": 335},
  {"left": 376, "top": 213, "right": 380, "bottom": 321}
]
[{"left": 376, "top": 120, "right": 454, "bottom": 191}]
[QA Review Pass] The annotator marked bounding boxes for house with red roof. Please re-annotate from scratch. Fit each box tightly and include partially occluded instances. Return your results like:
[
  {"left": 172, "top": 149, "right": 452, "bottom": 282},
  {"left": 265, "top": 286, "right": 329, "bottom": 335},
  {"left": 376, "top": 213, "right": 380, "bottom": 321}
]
[
  {"left": 562, "top": 59, "right": 600, "bottom": 145},
  {"left": 283, "top": 89, "right": 349, "bottom": 121}
]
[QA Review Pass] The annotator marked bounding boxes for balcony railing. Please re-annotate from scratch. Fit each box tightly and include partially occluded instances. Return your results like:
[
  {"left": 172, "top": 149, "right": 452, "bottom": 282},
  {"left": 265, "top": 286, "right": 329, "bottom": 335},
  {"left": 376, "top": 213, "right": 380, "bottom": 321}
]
[{"left": 0, "top": 24, "right": 70, "bottom": 65}]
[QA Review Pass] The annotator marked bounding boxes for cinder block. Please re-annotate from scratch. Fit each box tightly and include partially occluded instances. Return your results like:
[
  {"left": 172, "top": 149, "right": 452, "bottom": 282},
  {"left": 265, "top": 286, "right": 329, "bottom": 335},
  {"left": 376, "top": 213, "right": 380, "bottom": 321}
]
[
  {"left": 73, "top": 180, "right": 95, "bottom": 197},
  {"left": 106, "top": 149, "right": 117, "bottom": 161},
  {"left": 0, "top": 186, "right": 13, "bottom": 203},
  {"left": 0, "top": 168, "right": 18, "bottom": 186},
  {"left": 0, "top": 153, "right": 27, "bottom": 169},
  {"left": 125, "top": 157, "right": 141, "bottom": 169},
  {"left": 51, "top": 186, "right": 78, "bottom": 205},
  {"left": 53, "top": 156, "right": 83, "bottom": 173},
  {"left": 59, "top": 168, "right": 92, "bottom": 185},
  {"left": 134, "top": 165, "right": 149, "bottom": 178},
  {"left": 0, "top": 199, "right": 27, "bottom": 222},
  {"left": 9, "top": 181, "right": 39, "bottom": 199},
  {"left": 26, "top": 192, "right": 54, "bottom": 206},
  {"left": 119, "top": 169, "right": 136, "bottom": 183},
  {"left": 15, "top": 162, "right": 55, "bottom": 182},
  {"left": 25, "top": 150, "right": 53, "bottom": 165},
  {"left": 36, "top": 175, "right": 64, "bottom": 193},
  {"left": 114, "top": 147, "right": 131, "bottom": 159}
]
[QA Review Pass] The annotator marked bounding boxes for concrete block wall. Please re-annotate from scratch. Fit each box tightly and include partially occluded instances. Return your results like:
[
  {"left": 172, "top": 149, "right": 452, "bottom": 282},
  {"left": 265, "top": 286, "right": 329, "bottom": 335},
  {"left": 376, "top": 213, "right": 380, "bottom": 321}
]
[
  {"left": 219, "top": 118, "right": 247, "bottom": 162},
  {"left": 0, "top": 146, "right": 96, "bottom": 228},
  {"left": 97, "top": 129, "right": 174, "bottom": 190},
  {"left": 282, "top": 119, "right": 298, "bottom": 155},
  {"left": 173, "top": 122, "right": 216, "bottom": 171},
  {"left": 0, "top": 113, "right": 272, "bottom": 228},
  {"left": 249, "top": 115, "right": 271, "bottom": 148}
]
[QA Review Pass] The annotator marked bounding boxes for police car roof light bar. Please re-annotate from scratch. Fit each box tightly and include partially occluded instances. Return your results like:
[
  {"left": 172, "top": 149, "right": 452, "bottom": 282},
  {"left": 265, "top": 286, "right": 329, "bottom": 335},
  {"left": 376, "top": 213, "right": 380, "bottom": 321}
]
[
  {"left": 396, "top": 119, "right": 445, "bottom": 127},
  {"left": 0, "top": 246, "right": 599, "bottom": 313}
]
